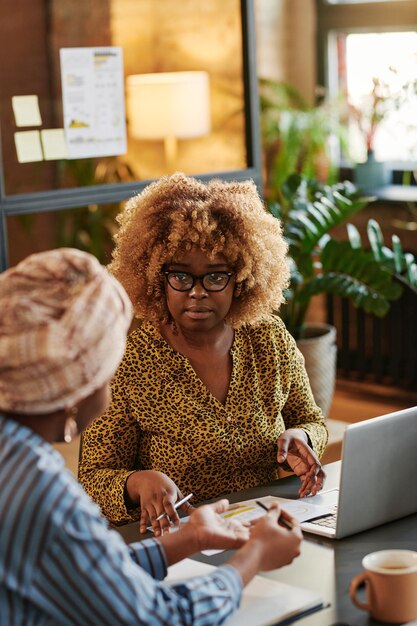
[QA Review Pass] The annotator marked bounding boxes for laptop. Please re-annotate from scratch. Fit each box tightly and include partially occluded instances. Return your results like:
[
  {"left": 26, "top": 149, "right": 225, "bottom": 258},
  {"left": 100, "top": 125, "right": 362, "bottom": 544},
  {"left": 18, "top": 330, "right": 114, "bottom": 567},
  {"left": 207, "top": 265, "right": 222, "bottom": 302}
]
[{"left": 301, "top": 406, "right": 417, "bottom": 539}]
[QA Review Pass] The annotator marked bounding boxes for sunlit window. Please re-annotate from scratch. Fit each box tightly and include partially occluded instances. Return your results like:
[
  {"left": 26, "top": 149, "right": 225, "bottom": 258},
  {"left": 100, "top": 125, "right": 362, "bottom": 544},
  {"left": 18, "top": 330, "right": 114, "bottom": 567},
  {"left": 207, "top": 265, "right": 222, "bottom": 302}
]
[
  {"left": 337, "top": 31, "right": 417, "bottom": 166},
  {"left": 326, "top": 1, "right": 404, "bottom": 4}
]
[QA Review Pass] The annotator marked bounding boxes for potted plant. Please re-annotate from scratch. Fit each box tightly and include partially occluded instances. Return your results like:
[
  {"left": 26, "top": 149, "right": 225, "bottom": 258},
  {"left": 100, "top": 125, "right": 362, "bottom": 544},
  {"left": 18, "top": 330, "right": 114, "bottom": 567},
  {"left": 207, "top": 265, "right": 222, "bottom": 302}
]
[
  {"left": 259, "top": 77, "right": 346, "bottom": 199},
  {"left": 267, "top": 173, "right": 417, "bottom": 415},
  {"left": 348, "top": 76, "right": 394, "bottom": 189},
  {"left": 259, "top": 78, "right": 417, "bottom": 413}
]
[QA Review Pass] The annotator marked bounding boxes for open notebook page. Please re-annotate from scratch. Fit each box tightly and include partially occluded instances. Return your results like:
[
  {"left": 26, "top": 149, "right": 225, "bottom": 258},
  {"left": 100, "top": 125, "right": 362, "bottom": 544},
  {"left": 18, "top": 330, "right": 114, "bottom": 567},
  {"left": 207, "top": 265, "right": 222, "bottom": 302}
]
[{"left": 166, "top": 558, "right": 324, "bottom": 626}]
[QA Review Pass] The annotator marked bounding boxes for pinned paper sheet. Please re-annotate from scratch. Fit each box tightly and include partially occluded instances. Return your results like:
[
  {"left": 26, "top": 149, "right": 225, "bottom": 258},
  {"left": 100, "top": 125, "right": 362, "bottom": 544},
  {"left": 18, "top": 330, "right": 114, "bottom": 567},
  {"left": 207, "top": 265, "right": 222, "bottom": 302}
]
[
  {"left": 12, "top": 95, "right": 42, "bottom": 127},
  {"left": 41, "top": 129, "right": 68, "bottom": 160},
  {"left": 14, "top": 131, "right": 43, "bottom": 163},
  {"left": 60, "top": 47, "right": 126, "bottom": 158}
]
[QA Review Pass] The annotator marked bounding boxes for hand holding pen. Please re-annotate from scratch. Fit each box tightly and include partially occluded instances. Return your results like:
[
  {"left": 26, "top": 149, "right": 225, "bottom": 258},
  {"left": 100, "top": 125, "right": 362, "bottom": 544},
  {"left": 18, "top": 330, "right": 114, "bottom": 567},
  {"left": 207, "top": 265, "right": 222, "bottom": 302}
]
[
  {"left": 145, "top": 493, "right": 194, "bottom": 536},
  {"left": 156, "top": 493, "right": 194, "bottom": 521},
  {"left": 255, "top": 500, "right": 295, "bottom": 531}
]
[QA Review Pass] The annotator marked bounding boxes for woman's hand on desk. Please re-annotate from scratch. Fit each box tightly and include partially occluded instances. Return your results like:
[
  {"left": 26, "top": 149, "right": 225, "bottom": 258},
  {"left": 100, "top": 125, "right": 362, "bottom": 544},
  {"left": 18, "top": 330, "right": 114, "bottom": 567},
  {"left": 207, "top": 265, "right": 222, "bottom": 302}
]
[
  {"left": 277, "top": 429, "right": 326, "bottom": 498},
  {"left": 125, "top": 470, "right": 194, "bottom": 536}
]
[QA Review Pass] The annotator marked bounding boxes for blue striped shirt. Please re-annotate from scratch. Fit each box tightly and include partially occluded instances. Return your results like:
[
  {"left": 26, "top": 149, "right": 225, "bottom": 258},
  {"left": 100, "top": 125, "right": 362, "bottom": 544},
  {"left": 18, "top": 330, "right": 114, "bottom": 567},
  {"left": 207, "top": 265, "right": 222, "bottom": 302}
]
[{"left": 0, "top": 415, "right": 242, "bottom": 625}]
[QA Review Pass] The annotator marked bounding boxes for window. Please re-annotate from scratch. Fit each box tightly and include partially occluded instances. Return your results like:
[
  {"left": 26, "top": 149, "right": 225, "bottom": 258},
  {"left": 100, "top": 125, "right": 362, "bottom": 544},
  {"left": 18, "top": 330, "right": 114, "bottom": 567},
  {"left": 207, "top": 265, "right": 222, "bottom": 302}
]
[
  {"left": 325, "top": 0, "right": 405, "bottom": 4},
  {"left": 317, "top": 0, "right": 417, "bottom": 167},
  {"left": 340, "top": 31, "right": 417, "bottom": 164}
]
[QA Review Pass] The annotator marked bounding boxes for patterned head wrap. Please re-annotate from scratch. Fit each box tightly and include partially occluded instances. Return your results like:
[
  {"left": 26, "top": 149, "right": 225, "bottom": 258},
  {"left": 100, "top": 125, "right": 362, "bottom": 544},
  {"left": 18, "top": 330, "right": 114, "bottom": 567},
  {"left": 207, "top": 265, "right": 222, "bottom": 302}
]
[{"left": 0, "top": 248, "right": 133, "bottom": 415}]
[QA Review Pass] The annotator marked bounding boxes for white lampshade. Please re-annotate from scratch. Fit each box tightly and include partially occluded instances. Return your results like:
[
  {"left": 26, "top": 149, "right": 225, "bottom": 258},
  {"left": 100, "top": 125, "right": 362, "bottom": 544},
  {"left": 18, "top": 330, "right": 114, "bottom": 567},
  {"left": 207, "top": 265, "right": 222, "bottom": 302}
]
[{"left": 126, "top": 71, "right": 211, "bottom": 140}]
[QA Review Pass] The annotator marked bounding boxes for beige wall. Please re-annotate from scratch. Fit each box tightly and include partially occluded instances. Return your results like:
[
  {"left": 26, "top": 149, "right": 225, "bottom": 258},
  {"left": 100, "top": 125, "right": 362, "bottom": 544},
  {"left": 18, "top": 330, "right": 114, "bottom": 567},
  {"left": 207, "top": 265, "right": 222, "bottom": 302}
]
[{"left": 255, "top": 0, "right": 317, "bottom": 103}]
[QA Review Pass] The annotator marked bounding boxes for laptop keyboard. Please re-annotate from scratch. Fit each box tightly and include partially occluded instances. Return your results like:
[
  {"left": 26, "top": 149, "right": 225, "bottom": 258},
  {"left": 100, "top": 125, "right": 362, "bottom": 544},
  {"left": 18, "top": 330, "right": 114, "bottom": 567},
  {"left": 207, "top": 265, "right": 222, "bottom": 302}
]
[{"left": 308, "top": 505, "right": 338, "bottom": 528}]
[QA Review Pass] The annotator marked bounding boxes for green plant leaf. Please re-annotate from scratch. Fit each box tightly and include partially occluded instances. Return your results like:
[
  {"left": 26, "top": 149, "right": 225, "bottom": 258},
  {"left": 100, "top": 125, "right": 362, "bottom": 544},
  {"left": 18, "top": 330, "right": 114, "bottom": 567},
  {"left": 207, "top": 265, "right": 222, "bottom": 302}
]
[
  {"left": 280, "top": 178, "right": 368, "bottom": 256},
  {"left": 297, "top": 273, "right": 398, "bottom": 317},
  {"left": 320, "top": 240, "right": 402, "bottom": 295},
  {"left": 267, "top": 171, "right": 417, "bottom": 339},
  {"left": 392, "top": 235, "right": 404, "bottom": 272},
  {"left": 367, "top": 218, "right": 385, "bottom": 261},
  {"left": 404, "top": 253, "right": 417, "bottom": 287},
  {"left": 346, "top": 223, "right": 362, "bottom": 248}
]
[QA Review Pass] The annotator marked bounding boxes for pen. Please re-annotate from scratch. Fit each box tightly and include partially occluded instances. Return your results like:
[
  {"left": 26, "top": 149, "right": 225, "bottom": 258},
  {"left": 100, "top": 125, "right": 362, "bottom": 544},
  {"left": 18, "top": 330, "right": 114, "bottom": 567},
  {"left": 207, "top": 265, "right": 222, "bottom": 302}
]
[
  {"left": 255, "top": 500, "right": 294, "bottom": 530},
  {"left": 156, "top": 493, "right": 194, "bottom": 521}
]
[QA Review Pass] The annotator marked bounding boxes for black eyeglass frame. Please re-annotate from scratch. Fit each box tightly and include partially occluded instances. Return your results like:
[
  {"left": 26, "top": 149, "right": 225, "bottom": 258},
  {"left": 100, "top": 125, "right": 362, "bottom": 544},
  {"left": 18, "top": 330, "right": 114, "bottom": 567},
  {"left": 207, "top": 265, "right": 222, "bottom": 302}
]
[{"left": 162, "top": 270, "right": 234, "bottom": 292}]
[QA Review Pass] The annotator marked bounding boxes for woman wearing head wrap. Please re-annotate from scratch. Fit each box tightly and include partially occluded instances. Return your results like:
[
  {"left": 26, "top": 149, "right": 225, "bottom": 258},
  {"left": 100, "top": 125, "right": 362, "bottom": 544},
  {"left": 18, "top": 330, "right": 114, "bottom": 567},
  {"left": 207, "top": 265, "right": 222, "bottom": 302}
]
[
  {"left": 79, "top": 173, "right": 328, "bottom": 534},
  {"left": 0, "top": 247, "right": 302, "bottom": 626}
]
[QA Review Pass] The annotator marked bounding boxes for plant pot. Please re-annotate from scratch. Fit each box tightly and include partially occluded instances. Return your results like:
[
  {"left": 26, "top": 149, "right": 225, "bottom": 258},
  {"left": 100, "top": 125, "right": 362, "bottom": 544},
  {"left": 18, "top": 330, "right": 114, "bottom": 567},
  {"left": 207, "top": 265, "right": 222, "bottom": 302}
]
[
  {"left": 353, "top": 150, "right": 391, "bottom": 191},
  {"left": 296, "top": 323, "right": 337, "bottom": 418}
]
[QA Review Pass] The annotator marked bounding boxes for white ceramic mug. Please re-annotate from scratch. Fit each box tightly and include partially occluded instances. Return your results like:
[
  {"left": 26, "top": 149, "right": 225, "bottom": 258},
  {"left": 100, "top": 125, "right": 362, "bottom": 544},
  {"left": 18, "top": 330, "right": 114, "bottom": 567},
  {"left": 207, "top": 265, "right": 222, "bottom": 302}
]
[{"left": 349, "top": 549, "right": 417, "bottom": 623}]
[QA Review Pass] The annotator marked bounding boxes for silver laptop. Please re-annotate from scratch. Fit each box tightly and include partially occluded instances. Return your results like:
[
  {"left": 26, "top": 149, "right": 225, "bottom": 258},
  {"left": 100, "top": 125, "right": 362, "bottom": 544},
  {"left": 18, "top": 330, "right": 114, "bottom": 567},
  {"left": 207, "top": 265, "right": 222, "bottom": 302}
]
[{"left": 301, "top": 406, "right": 417, "bottom": 539}]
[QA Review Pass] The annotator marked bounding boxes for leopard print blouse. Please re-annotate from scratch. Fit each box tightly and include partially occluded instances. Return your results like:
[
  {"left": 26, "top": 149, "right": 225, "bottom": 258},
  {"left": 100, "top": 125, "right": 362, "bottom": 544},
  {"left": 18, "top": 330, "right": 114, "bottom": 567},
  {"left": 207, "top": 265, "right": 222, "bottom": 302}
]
[{"left": 79, "top": 316, "right": 328, "bottom": 525}]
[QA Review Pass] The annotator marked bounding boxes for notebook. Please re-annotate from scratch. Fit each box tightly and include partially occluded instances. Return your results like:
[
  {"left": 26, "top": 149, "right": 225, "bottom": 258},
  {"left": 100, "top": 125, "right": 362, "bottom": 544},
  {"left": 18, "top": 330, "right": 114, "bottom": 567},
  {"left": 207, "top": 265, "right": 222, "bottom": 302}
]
[
  {"left": 166, "top": 558, "right": 324, "bottom": 626},
  {"left": 301, "top": 406, "right": 417, "bottom": 539}
]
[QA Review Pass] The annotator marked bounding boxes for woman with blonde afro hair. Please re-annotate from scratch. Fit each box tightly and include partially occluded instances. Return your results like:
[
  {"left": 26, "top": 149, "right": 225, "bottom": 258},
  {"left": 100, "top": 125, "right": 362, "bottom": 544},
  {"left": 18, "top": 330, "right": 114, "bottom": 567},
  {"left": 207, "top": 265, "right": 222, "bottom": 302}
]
[
  {"left": 109, "top": 173, "right": 289, "bottom": 326},
  {"left": 79, "top": 173, "right": 328, "bottom": 532}
]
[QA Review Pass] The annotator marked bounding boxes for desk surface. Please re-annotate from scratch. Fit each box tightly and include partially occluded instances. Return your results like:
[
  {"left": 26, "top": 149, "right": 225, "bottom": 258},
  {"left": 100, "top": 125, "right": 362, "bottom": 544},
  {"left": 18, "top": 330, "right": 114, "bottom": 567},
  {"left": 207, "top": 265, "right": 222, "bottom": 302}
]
[{"left": 117, "top": 462, "right": 417, "bottom": 626}]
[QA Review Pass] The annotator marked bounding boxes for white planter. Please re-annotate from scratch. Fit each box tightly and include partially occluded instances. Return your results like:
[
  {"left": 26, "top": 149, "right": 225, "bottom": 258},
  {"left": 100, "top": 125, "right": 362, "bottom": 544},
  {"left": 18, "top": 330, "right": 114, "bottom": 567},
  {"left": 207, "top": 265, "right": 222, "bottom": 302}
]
[{"left": 296, "top": 323, "right": 337, "bottom": 418}]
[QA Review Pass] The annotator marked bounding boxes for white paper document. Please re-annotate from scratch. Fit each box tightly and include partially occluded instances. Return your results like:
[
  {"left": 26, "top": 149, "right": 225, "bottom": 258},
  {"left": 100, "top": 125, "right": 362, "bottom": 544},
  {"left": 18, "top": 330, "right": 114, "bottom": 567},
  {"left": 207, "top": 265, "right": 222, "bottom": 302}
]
[
  {"left": 148, "top": 495, "right": 333, "bottom": 556},
  {"left": 60, "top": 46, "right": 127, "bottom": 158},
  {"left": 167, "top": 558, "right": 324, "bottom": 626},
  {"left": 220, "top": 495, "right": 333, "bottom": 525}
]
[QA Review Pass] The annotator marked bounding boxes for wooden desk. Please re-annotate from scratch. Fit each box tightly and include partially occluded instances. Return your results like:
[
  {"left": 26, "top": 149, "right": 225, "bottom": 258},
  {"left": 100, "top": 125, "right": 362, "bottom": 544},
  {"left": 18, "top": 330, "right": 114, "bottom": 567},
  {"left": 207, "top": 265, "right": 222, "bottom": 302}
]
[{"left": 117, "top": 462, "right": 417, "bottom": 626}]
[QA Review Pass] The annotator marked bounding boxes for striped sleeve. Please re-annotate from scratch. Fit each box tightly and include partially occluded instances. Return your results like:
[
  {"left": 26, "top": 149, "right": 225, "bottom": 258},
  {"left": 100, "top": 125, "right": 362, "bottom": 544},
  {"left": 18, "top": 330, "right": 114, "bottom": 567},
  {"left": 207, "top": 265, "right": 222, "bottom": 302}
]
[
  {"left": 33, "top": 500, "right": 243, "bottom": 626},
  {"left": 128, "top": 537, "right": 168, "bottom": 579},
  {"left": 171, "top": 565, "right": 242, "bottom": 623},
  {"left": 1, "top": 421, "right": 242, "bottom": 626}
]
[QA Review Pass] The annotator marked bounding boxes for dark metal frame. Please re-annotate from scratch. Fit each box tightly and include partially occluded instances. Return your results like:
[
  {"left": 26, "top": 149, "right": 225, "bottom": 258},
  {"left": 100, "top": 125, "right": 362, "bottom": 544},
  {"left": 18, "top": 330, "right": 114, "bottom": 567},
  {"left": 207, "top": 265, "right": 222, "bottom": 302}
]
[{"left": 0, "top": 0, "right": 262, "bottom": 271}]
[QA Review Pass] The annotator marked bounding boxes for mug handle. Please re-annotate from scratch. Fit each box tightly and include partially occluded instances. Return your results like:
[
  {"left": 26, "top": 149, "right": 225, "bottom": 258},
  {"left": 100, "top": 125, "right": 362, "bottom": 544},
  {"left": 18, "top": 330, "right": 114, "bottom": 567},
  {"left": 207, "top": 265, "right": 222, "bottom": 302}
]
[{"left": 349, "top": 572, "right": 370, "bottom": 611}]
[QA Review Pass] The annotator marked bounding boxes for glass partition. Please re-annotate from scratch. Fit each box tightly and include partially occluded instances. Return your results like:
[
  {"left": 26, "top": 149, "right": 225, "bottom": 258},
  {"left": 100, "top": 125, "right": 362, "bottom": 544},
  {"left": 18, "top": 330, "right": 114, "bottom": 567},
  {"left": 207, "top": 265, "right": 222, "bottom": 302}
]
[{"left": 0, "top": 0, "right": 261, "bottom": 269}]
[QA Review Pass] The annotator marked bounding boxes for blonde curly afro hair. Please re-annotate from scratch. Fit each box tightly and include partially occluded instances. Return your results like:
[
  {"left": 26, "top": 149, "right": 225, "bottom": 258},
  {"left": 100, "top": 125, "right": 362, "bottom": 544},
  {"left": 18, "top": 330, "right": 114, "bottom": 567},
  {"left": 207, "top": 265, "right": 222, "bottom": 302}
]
[{"left": 110, "top": 172, "right": 290, "bottom": 327}]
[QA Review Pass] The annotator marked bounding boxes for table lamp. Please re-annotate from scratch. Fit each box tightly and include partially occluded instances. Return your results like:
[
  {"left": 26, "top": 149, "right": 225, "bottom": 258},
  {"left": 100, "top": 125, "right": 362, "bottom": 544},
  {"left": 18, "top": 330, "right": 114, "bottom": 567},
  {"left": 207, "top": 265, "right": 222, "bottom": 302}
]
[{"left": 126, "top": 71, "right": 211, "bottom": 172}]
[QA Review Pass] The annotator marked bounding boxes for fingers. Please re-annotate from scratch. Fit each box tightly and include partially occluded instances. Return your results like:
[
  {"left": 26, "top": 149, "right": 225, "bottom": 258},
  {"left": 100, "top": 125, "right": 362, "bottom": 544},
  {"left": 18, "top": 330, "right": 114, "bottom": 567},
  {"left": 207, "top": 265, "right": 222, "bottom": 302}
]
[
  {"left": 187, "top": 499, "right": 230, "bottom": 520},
  {"left": 298, "top": 465, "right": 326, "bottom": 497},
  {"left": 139, "top": 494, "right": 181, "bottom": 536},
  {"left": 154, "top": 514, "right": 171, "bottom": 536},
  {"left": 139, "top": 506, "right": 149, "bottom": 535},
  {"left": 231, "top": 526, "right": 251, "bottom": 545},
  {"left": 309, "top": 466, "right": 325, "bottom": 495},
  {"left": 162, "top": 494, "right": 180, "bottom": 526},
  {"left": 266, "top": 501, "right": 281, "bottom": 515},
  {"left": 277, "top": 433, "right": 290, "bottom": 463},
  {"left": 277, "top": 429, "right": 310, "bottom": 465},
  {"left": 141, "top": 490, "right": 198, "bottom": 536},
  {"left": 254, "top": 501, "right": 281, "bottom": 526},
  {"left": 264, "top": 503, "right": 298, "bottom": 533},
  {"left": 208, "top": 498, "right": 230, "bottom": 515},
  {"left": 280, "top": 433, "right": 326, "bottom": 497},
  {"left": 140, "top": 504, "right": 170, "bottom": 537},
  {"left": 179, "top": 500, "right": 194, "bottom": 517},
  {"left": 278, "top": 507, "right": 295, "bottom": 527}
]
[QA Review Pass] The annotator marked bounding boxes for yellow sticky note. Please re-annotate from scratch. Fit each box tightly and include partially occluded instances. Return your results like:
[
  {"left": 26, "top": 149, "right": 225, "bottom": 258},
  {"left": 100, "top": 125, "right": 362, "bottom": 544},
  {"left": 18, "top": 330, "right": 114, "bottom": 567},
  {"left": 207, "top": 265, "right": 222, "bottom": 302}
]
[
  {"left": 14, "top": 131, "right": 43, "bottom": 163},
  {"left": 41, "top": 129, "right": 68, "bottom": 160},
  {"left": 12, "top": 95, "right": 42, "bottom": 127}
]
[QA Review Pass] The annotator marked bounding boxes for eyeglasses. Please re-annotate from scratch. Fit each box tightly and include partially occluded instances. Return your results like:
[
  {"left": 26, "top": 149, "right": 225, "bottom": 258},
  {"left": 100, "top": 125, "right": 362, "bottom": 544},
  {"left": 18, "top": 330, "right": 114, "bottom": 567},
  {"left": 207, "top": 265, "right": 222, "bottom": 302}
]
[{"left": 162, "top": 270, "right": 234, "bottom": 292}]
